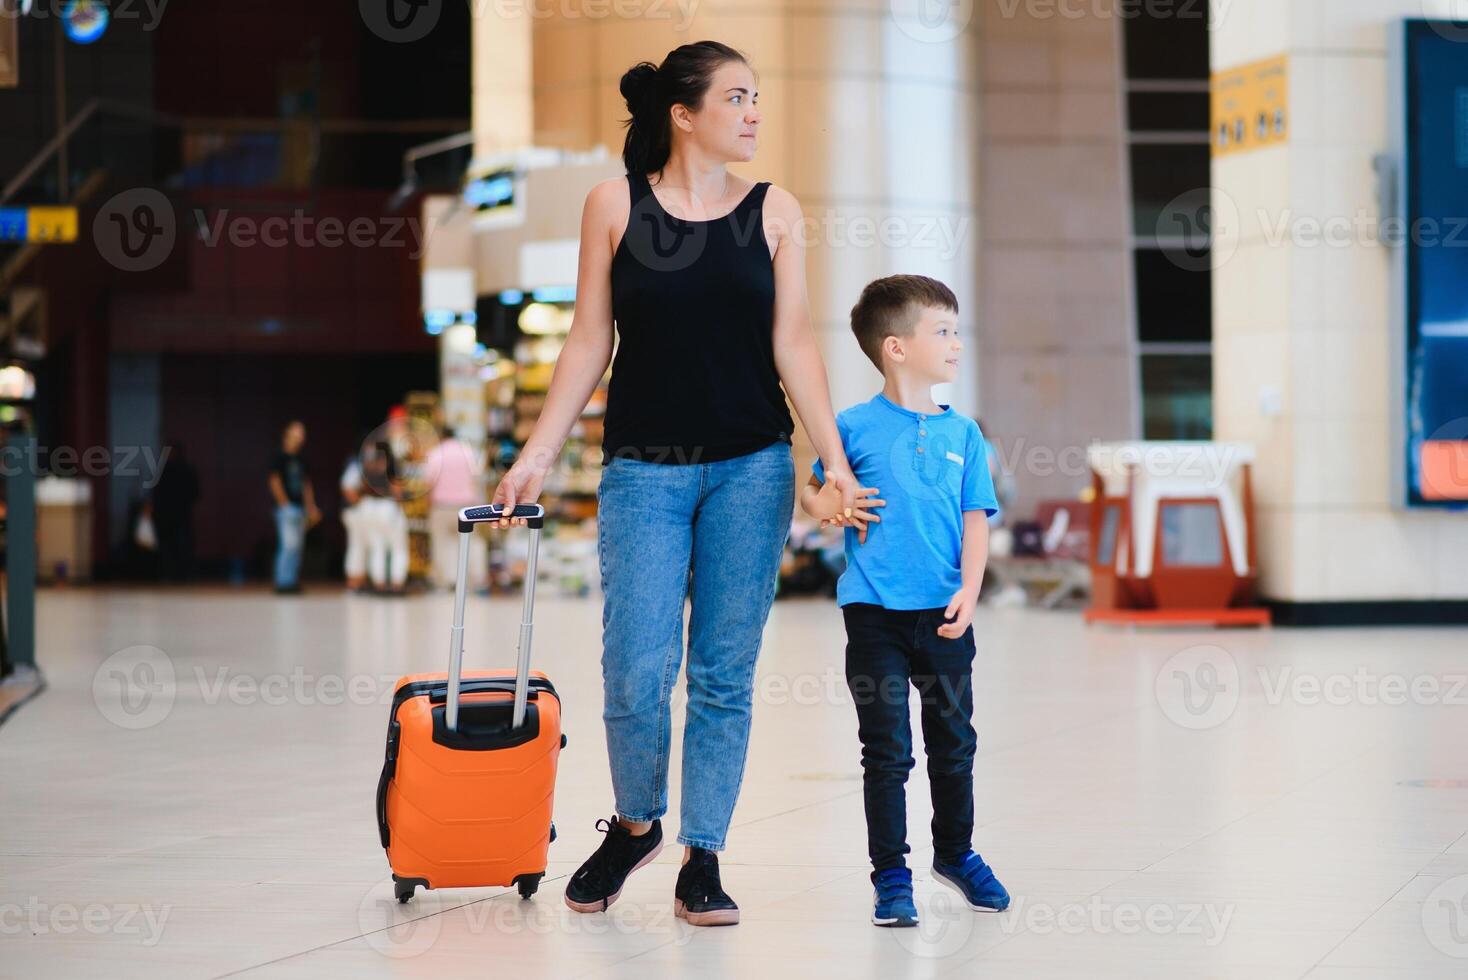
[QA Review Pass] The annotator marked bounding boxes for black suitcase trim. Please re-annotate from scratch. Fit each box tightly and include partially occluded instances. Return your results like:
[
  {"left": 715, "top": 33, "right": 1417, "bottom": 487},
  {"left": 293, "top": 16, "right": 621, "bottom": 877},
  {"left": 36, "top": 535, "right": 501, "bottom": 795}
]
[
  {"left": 430, "top": 701, "right": 541, "bottom": 751},
  {"left": 377, "top": 719, "right": 401, "bottom": 848}
]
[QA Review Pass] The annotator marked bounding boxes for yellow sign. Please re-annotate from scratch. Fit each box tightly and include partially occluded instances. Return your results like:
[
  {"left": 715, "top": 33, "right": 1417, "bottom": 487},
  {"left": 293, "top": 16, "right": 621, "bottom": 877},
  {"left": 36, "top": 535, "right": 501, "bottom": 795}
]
[
  {"left": 26, "top": 207, "right": 79, "bottom": 243},
  {"left": 1211, "top": 55, "right": 1289, "bottom": 158}
]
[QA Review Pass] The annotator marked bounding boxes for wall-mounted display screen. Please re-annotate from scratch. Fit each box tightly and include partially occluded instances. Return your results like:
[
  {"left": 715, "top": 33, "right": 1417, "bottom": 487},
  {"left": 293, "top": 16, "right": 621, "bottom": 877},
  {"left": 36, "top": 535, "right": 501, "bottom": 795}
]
[{"left": 1401, "top": 21, "right": 1468, "bottom": 507}]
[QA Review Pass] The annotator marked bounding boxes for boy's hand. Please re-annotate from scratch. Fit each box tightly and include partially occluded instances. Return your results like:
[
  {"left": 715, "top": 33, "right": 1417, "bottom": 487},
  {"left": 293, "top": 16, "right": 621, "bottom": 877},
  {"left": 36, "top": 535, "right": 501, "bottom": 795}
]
[
  {"left": 806, "top": 476, "right": 845, "bottom": 522},
  {"left": 937, "top": 587, "right": 978, "bottom": 638},
  {"left": 820, "top": 485, "right": 885, "bottom": 544}
]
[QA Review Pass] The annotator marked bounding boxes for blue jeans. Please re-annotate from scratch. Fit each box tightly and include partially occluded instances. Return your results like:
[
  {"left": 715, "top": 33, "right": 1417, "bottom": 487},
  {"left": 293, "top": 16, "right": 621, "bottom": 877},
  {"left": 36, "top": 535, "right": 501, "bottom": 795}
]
[
  {"left": 597, "top": 440, "right": 794, "bottom": 851},
  {"left": 274, "top": 504, "right": 305, "bottom": 588},
  {"left": 842, "top": 603, "right": 977, "bottom": 873}
]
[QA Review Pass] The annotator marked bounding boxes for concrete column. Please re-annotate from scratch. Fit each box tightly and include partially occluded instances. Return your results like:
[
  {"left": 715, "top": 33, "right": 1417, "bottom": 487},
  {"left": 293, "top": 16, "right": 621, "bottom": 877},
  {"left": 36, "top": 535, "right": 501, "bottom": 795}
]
[
  {"left": 1211, "top": 0, "right": 1468, "bottom": 605},
  {"left": 473, "top": 5, "right": 533, "bottom": 158}
]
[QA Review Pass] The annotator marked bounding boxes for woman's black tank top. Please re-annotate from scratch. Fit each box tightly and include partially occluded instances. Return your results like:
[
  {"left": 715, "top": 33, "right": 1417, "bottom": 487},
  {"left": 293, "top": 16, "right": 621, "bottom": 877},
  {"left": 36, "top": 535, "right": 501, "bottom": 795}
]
[{"left": 604, "top": 171, "right": 794, "bottom": 465}]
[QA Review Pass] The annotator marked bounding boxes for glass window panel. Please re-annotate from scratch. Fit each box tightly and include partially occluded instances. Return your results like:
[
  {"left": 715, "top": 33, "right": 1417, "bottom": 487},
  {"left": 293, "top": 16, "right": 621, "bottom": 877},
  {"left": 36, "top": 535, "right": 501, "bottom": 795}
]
[
  {"left": 1159, "top": 502, "right": 1224, "bottom": 567},
  {"left": 1141, "top": 354, "right": 1213, "bottom": 440},
  {"left": 1122, "top": 2, "right": 1210, "bottom": 81},
  {"left": 1129, "top": 143, "right": 1211, "bottom": 237},
  {"left": 1127, "top": 91, "right": 1210, "bottom": 132},
  {"left": 1135, "top": 248, "right": 1212, "bottom": 343}
]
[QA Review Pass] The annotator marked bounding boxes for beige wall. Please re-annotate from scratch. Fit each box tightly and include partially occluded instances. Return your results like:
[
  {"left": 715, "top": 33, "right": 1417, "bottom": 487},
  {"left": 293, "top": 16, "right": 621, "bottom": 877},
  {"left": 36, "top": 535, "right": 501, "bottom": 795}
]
[
  {"left": 1211, "top": 0, "right": 1468, "bottom": 601},
  {"left": 526, "top": 0, "right": 980, "bottom": 465},
  {"left": 977, "top": 0, "right": 1135, "bottom": 515}
]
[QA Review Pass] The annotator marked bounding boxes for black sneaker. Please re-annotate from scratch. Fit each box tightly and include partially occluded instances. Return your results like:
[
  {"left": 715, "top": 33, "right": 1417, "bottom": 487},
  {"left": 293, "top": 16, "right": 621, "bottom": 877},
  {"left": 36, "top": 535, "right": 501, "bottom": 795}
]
[
  {"left": 563, "top": 816, "right": 663, "bottom": 913},
  {"left": 673, "top": 847, "right": 740, "bottom": 926}
]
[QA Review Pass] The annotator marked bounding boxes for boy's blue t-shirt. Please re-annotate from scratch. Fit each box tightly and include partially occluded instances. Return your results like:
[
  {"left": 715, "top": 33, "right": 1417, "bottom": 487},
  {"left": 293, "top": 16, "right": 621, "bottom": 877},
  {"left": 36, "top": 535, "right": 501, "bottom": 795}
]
[{"left": 813, "top": 394, "right": 1000, "bottom": 610}]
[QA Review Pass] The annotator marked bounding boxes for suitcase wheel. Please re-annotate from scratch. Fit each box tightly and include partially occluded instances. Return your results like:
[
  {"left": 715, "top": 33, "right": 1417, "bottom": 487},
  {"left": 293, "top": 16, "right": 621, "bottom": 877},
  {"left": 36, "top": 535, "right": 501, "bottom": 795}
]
[
  {"left": 514, "top": 873, "right": 544, "bottom": 900},
  {"left": 393, "top": 875, "right": 427, "bottom": 904}
]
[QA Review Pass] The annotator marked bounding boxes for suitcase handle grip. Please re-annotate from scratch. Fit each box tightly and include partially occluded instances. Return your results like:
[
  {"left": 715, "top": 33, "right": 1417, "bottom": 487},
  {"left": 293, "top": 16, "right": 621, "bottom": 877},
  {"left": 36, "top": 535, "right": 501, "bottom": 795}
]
[{"left": 458, "top": 504, "right": 544, "bottom": 530}]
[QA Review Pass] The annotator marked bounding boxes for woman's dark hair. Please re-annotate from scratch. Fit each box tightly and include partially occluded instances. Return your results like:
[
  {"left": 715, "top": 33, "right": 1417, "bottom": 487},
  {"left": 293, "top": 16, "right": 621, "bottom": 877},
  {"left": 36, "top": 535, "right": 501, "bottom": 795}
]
[{"left": 620, "top": 40, "right": 748, "bottom": 176}]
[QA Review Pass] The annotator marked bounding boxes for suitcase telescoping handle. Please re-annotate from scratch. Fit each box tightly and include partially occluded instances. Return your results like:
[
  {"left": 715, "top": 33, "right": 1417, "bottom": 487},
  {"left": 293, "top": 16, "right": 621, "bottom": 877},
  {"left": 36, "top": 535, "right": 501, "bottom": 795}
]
[{"left": 445, "top": 504, "right": 545, "bottom": 732}]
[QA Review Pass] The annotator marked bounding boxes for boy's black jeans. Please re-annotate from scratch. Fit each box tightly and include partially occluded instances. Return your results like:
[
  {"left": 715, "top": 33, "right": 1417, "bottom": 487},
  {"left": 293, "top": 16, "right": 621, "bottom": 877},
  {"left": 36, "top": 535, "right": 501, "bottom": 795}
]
[{"left": 842, "top": 602, "right": 977, "bottom": 874}]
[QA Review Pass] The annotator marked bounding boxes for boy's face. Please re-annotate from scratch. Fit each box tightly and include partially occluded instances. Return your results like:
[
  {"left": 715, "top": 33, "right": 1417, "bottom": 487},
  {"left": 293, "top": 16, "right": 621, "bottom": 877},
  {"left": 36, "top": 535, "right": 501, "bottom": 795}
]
[{"left": 884, "top": 305, "right": 962, "bottom": 384}]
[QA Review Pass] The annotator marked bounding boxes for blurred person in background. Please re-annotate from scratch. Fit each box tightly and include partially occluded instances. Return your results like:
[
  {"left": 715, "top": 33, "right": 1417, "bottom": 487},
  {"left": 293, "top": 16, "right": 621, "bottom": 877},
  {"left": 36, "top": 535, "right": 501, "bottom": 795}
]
[
  {"left": 267, "top": 421, "right": 320, "bottom": 594},
  {"left": 425, "top": 427, "right": 487, "bottom": 591},
  {"left": 126, "top": 496, "right": 160, "bottom": 579},
  {"left": 152, "top": 440, "right": 200, "bottom": 582},
  {"left": 354, "top": 435, "right": 409, "bottom": 595},
  {"left": 339, "top": 450, "right": 368, "bottom": 592}
]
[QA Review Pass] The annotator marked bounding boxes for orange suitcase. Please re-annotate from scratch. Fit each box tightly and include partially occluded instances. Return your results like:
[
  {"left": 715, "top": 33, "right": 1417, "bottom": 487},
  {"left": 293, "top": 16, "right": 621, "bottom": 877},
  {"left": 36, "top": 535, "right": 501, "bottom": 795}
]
[{"left": 375, "top": 504, "right": 563, "bottom": 903}]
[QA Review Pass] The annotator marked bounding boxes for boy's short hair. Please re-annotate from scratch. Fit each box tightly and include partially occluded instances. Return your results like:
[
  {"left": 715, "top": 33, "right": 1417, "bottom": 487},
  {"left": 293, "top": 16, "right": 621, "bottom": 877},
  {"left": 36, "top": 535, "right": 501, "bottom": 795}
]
[{"left": 849, "top": 275, "right": 959, "bottom": 372}]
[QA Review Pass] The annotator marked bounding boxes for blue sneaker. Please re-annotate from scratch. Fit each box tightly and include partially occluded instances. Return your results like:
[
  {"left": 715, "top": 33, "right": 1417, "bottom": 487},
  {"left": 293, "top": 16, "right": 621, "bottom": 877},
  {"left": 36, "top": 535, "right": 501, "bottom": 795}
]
[
  {"left": 871, "top": 867, "right": 919, "bottom": 927},
  {"left": 932, "top": 852, "right": 1010, "bottom": 911}
]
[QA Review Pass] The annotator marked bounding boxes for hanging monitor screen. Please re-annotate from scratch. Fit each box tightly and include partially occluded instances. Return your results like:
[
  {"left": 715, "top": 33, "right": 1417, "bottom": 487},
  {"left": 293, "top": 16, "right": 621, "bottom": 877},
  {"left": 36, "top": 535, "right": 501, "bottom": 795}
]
[{"left": 464, "top": 170, "right": 516, "bottom": 215}]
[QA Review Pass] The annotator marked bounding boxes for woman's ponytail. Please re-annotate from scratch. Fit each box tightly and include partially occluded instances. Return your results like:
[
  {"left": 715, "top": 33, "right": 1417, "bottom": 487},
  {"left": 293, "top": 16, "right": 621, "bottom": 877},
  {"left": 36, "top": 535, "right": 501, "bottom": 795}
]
[{"left": 619, "top": 62, "right": 664, "bottom": 175}]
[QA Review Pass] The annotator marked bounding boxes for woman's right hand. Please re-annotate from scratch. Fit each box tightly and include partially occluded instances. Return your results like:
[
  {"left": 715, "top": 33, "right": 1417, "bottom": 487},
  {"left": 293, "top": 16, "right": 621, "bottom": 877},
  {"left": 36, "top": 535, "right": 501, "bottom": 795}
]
[{"left": 490, "top": 454, "right": 552, "bottom": 528}]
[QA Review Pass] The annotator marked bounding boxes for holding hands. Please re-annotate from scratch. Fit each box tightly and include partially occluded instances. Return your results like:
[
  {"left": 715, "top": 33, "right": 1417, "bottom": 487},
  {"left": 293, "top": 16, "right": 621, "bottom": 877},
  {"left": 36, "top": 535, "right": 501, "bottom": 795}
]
[{"left": 802, "top": 473, "right": 885, "bottom": 545}]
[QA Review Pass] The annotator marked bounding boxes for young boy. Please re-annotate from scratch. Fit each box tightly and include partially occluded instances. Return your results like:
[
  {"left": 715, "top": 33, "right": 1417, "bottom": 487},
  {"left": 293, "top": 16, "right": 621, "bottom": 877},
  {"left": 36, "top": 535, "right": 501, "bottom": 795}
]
[{"left": 803, "top": 275, "right": 1010, "bottom": 928}]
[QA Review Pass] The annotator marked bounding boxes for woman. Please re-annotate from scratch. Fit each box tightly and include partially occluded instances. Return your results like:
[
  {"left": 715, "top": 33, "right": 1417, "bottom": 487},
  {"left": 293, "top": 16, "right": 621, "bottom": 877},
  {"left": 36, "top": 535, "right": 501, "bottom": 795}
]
[
  {"left": 493, "top": 40, "right": 870, "bottom": 926},
  {"left": 351, "top": 433, "right": 409, "bottom": 595},
  {"left": 424, "top": 427, "right": 488, "bottom": 591}
]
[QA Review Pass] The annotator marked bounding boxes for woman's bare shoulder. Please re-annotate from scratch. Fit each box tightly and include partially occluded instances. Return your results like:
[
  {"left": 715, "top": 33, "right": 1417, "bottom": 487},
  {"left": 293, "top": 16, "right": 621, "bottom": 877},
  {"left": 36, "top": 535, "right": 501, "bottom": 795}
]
[
  {"left": 760, "top": 183, "right": 803, "bottom": 252},
  {"left": 763, "top": 182, "right": 799, "bottom": 205},
  {"left": 585, "top": 176, "right": 630, "bottom": 214},
  {"left": 762, "top": 183, "right": 802, "bottom": 219}
]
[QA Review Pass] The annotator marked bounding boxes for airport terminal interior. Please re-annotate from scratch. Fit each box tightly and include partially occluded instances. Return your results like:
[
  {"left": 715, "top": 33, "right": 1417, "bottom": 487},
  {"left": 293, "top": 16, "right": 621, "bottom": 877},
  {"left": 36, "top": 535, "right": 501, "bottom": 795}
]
[{"left": 2, "top": 1, "right": 1468, "bottom": 978}]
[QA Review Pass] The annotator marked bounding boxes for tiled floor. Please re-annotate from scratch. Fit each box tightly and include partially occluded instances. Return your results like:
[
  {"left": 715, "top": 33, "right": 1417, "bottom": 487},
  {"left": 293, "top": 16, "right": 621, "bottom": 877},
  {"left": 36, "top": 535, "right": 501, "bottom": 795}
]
[{"left": 3, "top": 587, "right": 1467, "bottom": 978}]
